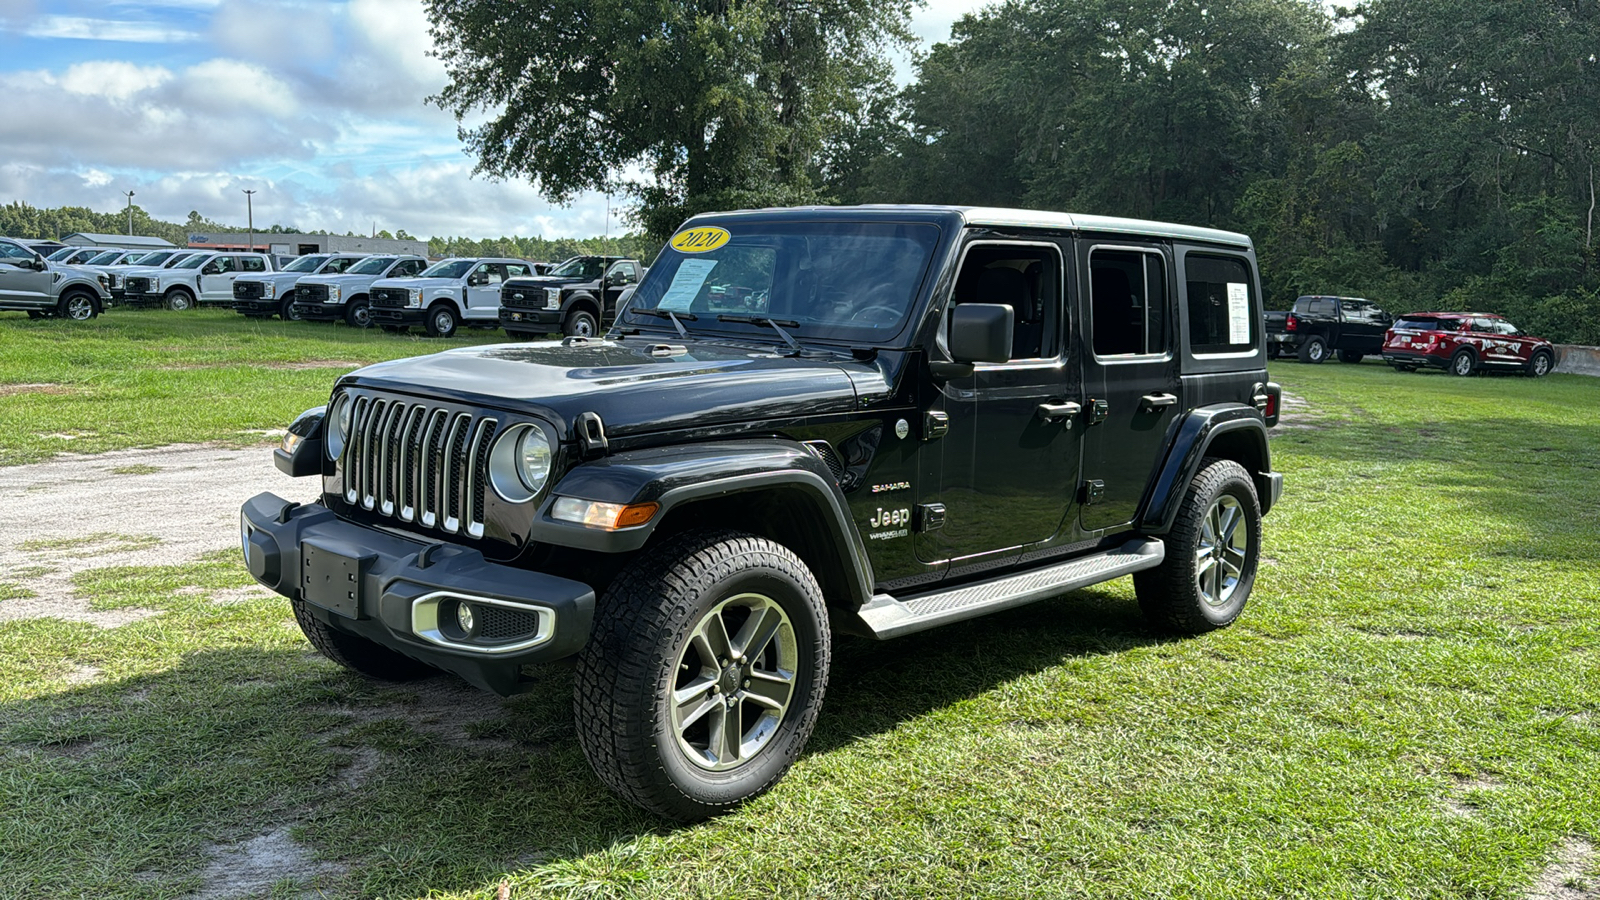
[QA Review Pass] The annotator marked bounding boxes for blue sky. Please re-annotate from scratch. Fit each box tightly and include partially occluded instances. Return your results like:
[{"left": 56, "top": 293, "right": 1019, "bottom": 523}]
[{"left": 0, "top": 0, "right": 985, "bottom": 240}]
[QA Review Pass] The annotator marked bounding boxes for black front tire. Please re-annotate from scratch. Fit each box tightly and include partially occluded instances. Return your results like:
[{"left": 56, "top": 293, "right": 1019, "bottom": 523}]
[
  {"left": 562, "top": 307, "right": 600, "bottom": 338},
  {"left": 424, "top": 303, "right": 459, "bottom": 338},
  {"left": 1337, "top": 349, "right": 1363, "bottom": 364},
  {"left": 1134, "top": 458, "right": 1261, "bottom": 634},
  {"left": 345, "top": 299, "right": 372, "bottom": 328},
  {"left": 1297, "top": 336, "right": 1328, "bottom": 364},
  {"left": 280, "top": 292, "right": 302, "bottom": 321},
  {"left": 1526, "top": 350, "right": 1553, "bottom": 377},
  {"left": 573, "top": 529, "right": 830, "bottom": 822},
  {"left": 165, "top": 289, "right": 196, "bottom": 311},
  {"left": 290, "top": 596, "right": 437, "bottom": 681}
]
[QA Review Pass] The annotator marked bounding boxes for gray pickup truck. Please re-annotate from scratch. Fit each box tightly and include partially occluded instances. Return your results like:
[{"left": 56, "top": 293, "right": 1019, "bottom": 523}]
[{"left": 0, "top": 237, "right": 112, "bottom": 320}]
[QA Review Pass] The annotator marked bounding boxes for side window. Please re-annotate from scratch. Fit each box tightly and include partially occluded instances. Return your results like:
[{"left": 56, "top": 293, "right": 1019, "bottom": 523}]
[
  {"left": 1184, "top": 254, "right": 1257, "bottom": 355},
  {"left": 405, "top": 259, "right": 426, "bottom": 276},
  {"left": 505, "top": 263, "right": 530, "bottom": 278},
  {"left": 212, "top": 257, "right": 238, "bottom": 273},
  {"left": 0, "top": 242, "right": 35, "bottom": 261},
  {"left": 240, "top": 257, "right": 266, "bottom": 272},
  {"left": 326, "top": 257, "right": 354, "bottom": 273},
  {"left": 483, "top": 264, "right": 504, "bottom": 285},
  {"left": 1088, "top": 248, "right": 1167, "bottom": 357},
  {"left": 952, "top": 241, "right": 1062, "bottom": 360}
]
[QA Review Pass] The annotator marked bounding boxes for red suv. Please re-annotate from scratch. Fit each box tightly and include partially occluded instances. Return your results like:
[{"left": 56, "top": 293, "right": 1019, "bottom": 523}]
[{"left": 1382, "top": 312, "right": 1555, "bottom": 377}]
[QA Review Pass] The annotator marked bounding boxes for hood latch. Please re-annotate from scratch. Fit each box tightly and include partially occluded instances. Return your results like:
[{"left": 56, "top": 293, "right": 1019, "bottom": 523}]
[{"left": 575, "top": 411, "right": 609, "bottom": 459}]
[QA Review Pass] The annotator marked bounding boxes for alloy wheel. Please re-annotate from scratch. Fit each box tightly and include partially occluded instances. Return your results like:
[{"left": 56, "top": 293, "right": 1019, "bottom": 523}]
[
  {"left": 1194, "top": 495, "right": 1249, "bottom": 609},
  {"left": 669, "top": 592, "right": 798, "bottom": 772}
]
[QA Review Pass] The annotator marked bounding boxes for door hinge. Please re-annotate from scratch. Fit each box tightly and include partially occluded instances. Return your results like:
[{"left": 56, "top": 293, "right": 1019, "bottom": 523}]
[
  {"left": 923, "top": 410, "right": 950, "bottom": 441},
  {"left": 1081, "top": 480, "right": 1105, "bottom": 505},
  {"left": 1088, "top": 399, "right": 1110, "bottom": 425},
  {"left": 915, "top": 503, "right": 946, "bottom": 532}
]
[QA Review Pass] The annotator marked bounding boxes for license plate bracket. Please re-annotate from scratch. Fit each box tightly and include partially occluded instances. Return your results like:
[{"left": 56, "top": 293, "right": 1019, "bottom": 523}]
[{"left": 300, "top": 539, "right": 374, "bottom": 619}]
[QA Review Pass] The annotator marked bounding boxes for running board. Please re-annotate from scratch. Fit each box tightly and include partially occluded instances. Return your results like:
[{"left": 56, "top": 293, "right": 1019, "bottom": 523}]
[{"left": 852, "top": 538, "right": 1165, "bottom": 640}]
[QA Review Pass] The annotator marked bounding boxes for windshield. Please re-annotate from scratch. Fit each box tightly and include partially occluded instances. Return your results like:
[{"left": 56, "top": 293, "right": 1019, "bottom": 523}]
[
  {"left": 82, "top": 250, "right": 119, "bottom": 265},
  {"left": 175, "top": 254, "right": 209, "bottom": 269},
  {"left": 550, "top": 257, "right": 604, "bottom": 279},
  {"left": 347, "top": 256, "right": 395, "bottom": 275},
  {"left": 421, "top": 259, "right": 475, "bottom": 278},
  {"left": 283, "top": 255, "right": 330, "bottom": 273},
  {"left": 624, "top": 221, "right": 940, "bottom": 344}
]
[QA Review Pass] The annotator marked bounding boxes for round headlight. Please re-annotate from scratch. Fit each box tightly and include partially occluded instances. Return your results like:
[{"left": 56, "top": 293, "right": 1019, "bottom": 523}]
[
  {"left": 489, "top": 422, "right": 555, "bottom": 502},
  {"left": 327, "top": 395, "right": 351, "bottom": 459},
  {"left": 518, "top": 424, "right": 554, "bottom": 492}
]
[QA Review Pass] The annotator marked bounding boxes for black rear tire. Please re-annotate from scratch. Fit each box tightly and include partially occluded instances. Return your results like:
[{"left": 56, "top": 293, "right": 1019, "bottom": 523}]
[
  {"left": 1134, "top": 458, "right": 1261, "bottom": 634},
  {"left": 290, "top": 596, "right": 436, "bottom": 681},
  {"left": 27, "top": 310, "right": 46, "bottom": 320},
  {"left": 1297, "top": 336, "right": 1328, "bottom": 364},
  {"left": 1337, "top": 349, "right": 1363, "bottom": 364},
  {"left": 573, "top": 529, "right": 830, "bottom": 822},
  {"left": 380, "top": 324, "right": 408, "bottom": 334},
  {"left": 1450, "top": 349, "right": 1476, "bottom": 377}
]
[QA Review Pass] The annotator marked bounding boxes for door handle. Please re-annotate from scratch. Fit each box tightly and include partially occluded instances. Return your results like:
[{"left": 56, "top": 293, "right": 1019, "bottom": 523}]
[
  {"left": 1036, "top": 401, "right": 1082, "bottom": 422},
  {"left": 1140, "top": 393, "right": 1177, "bottom": 409}
]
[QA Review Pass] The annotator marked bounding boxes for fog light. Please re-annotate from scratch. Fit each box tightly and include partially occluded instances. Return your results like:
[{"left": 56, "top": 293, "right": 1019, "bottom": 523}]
[{"left": 456, "top": 602, "right": 475, "bottom": 635}]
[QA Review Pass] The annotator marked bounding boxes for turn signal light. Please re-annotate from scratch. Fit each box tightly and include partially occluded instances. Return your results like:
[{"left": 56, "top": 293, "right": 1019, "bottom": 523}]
[{"left": 551, "top": 498, "right": 660, "bottom": 530}]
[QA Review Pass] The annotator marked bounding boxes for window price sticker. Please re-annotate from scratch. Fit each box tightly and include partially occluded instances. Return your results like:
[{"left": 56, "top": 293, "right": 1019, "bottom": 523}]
[{"left": 1227, "top": 282, "right": 1250, "bottom": 345}]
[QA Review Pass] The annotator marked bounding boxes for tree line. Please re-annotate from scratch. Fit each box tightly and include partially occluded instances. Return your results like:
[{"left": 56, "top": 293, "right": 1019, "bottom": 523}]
[
  {"left": 0, "top": 201, "right": 657, "bottom": 265},
  {"left": 429, "top": 0, "right": 1600, "bottom": 343}
]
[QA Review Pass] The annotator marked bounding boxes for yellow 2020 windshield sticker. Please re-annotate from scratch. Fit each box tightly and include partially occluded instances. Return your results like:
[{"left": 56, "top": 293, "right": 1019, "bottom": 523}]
[{"left": 670, "top": 226, "right": 730, "bottom": 253}]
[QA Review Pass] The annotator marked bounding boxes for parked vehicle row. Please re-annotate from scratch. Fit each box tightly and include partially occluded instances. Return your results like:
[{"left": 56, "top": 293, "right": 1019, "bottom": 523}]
[{"left": 1266, "top": 294, "right": 1556, "bottom": 377}]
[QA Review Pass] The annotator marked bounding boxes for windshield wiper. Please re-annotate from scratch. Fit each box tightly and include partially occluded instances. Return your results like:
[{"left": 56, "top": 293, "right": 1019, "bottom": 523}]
[
  {"left": 627, "top": 307, "right": 697, "bottom": 339},
  {"left": 717, "top": 315, "right": 803, "bottom": 354}
]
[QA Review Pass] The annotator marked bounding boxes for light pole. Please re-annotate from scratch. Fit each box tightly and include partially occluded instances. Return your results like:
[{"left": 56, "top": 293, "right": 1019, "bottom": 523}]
[
  {"left": 124, "top": 191, "right": 135, "bottom": 236},
  {"left": 242, "top": 189, "right": 256, "bottom": 251}
]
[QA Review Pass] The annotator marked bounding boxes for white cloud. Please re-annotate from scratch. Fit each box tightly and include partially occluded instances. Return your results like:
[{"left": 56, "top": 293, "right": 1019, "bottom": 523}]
[
  {"left": 60, "top": 61, "right": 173, "bottom": 99},
  {"left": 26, "top": 15, "right": 199, "bottom": 43},
  {"left": 179, "top": 58, "right": 299, "bottom": 118}
]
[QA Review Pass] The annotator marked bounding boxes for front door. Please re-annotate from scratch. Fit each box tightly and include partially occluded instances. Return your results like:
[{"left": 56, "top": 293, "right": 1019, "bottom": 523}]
[
  {"left": 1078, "top": 240, "right": 1181, "bottom": 533},
  {"left": 915, "top": 238, "right": 1082, "bottom": 569},
  {"left": 464, "top": 263, "right": 505, "bottom": 319},
  {"left": 198, "top": 257, "right": 239, "bottom": 302},
  {"left": 0, "top": 244, "right": 52, "bottom": 304}
]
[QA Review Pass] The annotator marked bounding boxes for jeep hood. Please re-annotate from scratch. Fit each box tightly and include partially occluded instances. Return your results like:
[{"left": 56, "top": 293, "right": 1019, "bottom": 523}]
[{"left": 340, "top": 339, "right": 869, "bottom": 437}]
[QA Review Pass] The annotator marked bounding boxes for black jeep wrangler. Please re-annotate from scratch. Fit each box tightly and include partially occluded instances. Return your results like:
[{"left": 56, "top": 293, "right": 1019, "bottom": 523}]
[
  {"left": 498, "top": 255, "right": 644, "bottom": 339},
  {"left": 241, "top": 205, "right": 1283, "bottom": 821}
]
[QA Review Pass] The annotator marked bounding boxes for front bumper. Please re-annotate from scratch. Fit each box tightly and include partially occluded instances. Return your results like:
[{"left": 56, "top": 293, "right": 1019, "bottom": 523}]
[
  {"left": 294, "top": 302, "right": 346, "bottom": 321},
  {"left": 1382, "top": 350, "right": 1448, "bottom": 370},
  {"left": 499, "top": 308, "right": 561, "bottom": 330},
  {"left": 233, "top": 299, "right": 281, "bottom": 315},
  {"left": 241, "top": 492, "right": 596, "bottom": 695},
  {"left": 370, "top": 307, "right": 426, "bottom": 326}
]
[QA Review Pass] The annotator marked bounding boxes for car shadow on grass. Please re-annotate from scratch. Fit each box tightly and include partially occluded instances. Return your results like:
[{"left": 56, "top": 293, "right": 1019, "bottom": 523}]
[{"left": 0, "top": 585, "right": 1170, "bottom": 898}]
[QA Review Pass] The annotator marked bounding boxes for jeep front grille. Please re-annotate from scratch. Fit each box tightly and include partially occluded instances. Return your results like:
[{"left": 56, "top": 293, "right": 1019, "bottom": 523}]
[
  {"left": 341, "top": 397, "right": 499, "bottom": 539},
  {"left": 298, "top": 283, "right": 329, "bottom": 303},
  {"left": 125, "top": 277, "right": 151, "bottom": 294},
  {"left": 372, "top": 287, "right": 409, "bottom": 308},
  {"left": 233, "top": 281, "right": 263, "bottom": 299}
]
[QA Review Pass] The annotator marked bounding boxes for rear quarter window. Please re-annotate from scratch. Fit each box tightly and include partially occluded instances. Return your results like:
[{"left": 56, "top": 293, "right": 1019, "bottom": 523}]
[{"left": 1185, "top": 254, "right": 1257, "bottom": 355}]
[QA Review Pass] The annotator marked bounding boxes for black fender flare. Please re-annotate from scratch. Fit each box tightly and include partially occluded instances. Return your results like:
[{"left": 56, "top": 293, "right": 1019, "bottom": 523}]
[
  {"left": 527, "top": 439, "right": 875, "bottom": 608},
  {"left": 1137, "top": 404, "right": 1276, "bottom": 533},
  {"left": 563, "top": 292, "right": 601, "bottom": 321}
]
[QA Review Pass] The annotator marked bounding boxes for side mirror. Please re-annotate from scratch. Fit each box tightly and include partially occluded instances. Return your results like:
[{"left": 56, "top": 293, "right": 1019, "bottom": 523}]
[
  {"left": 203, "top": 264, "right": 221, "bottom": 274},
  {"left": 948, "top": 303, "right": 1014, "bottom": 364},
  {"left": 468, "top": 273, "right": 488, "bottom": 286}
]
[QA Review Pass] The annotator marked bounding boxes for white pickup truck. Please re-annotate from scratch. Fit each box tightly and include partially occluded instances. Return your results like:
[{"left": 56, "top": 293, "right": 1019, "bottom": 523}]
[
  {"left": 231, "top": 253, "right": 369, "bottom": 320},
  {"left": 290, "top": 254, "right": 430, "bottom": 327},
  {"left": 366, "top": 257, "right": 536, "bottom": 337},
  {"left": 122, "top": 252, "right": 276, "bottom": 310}
]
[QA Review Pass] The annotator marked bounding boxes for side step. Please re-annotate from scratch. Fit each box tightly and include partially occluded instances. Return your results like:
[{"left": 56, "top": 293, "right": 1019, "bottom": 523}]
[{"left": 852, "top": 538, "right": 1165, "bottom": 640}]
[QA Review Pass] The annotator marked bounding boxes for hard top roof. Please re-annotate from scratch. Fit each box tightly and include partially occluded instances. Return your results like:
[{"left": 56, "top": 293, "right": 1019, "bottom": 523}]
[{"left": 686, "top": 204, "right": 1252, "bottom": 249}]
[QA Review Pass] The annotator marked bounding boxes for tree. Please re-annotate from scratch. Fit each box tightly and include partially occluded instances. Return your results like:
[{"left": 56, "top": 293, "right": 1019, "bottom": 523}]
[{"left": 426, "top": 0, "right": 917, "bottom": 238}]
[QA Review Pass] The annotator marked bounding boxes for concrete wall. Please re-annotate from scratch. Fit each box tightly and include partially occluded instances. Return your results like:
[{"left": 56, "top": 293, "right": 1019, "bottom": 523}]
[{"left": 1553, "top": 345, "right": 1600, "bottom": 377}]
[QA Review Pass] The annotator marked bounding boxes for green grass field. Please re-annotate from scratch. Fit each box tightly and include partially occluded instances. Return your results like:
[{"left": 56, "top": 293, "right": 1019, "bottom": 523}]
[{"left": 1, "top": 313, "right": 1597, "bottom": 898}]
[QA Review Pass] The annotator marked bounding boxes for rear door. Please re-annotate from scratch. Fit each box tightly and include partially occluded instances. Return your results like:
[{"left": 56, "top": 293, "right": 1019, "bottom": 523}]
[
  {"left": 1340, "top": 300, "right": 1389, "bottom": 353},
  {"left": 1077, "top": 240, "right": 1180, "bottom": 532}
]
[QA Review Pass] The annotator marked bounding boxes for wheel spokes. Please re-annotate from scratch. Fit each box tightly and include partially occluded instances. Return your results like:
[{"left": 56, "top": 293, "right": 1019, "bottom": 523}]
[
  {"left": 673, "top": 676, "right": 720, "bottom": 730},
  {"left": 734, "top": 605, "right": 784, "bottom": 663},
  {"left": 744, "top": 669, "right": 793, "bottom": 711}
]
